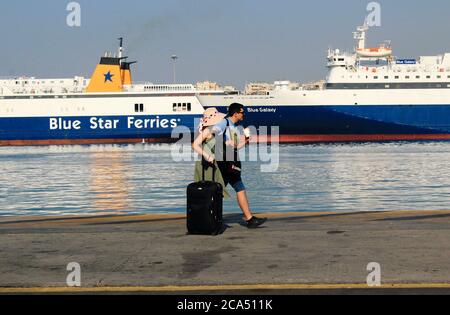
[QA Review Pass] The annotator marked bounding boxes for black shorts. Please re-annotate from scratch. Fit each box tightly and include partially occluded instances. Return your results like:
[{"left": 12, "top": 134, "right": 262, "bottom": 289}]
[{"left": 217, "top": 162, "right": 246, "bottom": 193}]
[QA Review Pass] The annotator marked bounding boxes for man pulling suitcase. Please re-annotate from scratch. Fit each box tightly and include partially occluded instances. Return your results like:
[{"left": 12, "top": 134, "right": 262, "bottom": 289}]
[{"left": 188, "top": 105, "right": 267, "bottom": 235}]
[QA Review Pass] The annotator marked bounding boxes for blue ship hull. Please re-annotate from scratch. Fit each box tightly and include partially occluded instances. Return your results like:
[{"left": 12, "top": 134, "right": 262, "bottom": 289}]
[
  {"left": 211, "top": 104, "right": 450, "bottom": 142},
  {"left": 0, "top": 114, "right": 199, "bottom": 145}
]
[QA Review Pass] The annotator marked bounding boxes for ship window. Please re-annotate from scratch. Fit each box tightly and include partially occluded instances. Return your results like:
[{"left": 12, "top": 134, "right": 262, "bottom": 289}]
[
  {"left": 416, "top": 76, "right": 420, "bottom": 79},
  {"left": 395, "top": 76, "right": 399, "bottom": 79},
  {"left": 437, "top": 75, "right": 442, "bottom": 79},
  {"left": 384, "top": 76, "right": 389, "bottom": 79},
  {"left": 135, "top": 103, "right": 144, "bottom": 112},
  {"left": 426, "top": 76, "right": 431, "bottom": 79},
  {"left": 182, "top": 103, "right": 187, "bottom": 111},
  {"left": 173, "top": 103, "right": 177, "bottom": 111},
  {"left": 187, "top": 103, "right": 192, "bottom": 111},
  {"left": 405, "top": 76, "right": 410, "bottom": 79},
  {"left": 374, "top": 76, "right": 378, "bottom": 79}
]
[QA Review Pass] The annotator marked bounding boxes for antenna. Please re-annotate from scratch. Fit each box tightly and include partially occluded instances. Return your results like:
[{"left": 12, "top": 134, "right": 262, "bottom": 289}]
[
  {"left": 353, "top": 24, "right": 369, "bottom": 50},
  {"left": 171, "top": 55, "right": 178, "bottom": 84},
  {"left": 118, "top": 37, "right": 124, "bottom": 59}
]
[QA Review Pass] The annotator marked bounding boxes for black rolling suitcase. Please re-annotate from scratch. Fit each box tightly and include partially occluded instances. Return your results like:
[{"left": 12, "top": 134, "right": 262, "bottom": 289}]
[{"left": 187, "top": 162, "right": 224, "bottom": 235}]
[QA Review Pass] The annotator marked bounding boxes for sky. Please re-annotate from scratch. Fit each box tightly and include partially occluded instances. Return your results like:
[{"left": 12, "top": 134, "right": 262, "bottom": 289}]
[{"left": 2, "top": 0, "right": 450, "bottom": 89}]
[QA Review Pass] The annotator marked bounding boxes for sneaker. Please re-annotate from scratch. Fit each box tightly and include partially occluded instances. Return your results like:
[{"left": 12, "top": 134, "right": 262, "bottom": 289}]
[{"left": 246, "top": 216, "right": 267, "bottom": 229}]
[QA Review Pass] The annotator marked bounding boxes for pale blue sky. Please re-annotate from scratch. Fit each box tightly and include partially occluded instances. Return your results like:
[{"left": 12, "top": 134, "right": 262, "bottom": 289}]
[{"left": 1, "top": 0, "right": 450, "bottom": 88}]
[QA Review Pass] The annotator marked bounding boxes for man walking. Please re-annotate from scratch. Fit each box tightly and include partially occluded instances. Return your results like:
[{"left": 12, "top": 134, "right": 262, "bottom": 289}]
[{"left": 212, "top": 103, "right": 267, "bottom": 229}]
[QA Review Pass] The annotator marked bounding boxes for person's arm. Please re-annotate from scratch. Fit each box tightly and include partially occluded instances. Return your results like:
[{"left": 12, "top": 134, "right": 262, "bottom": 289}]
[
  {"left": 192, "top": 129, "right": 215, "bottom": 163},
  {"left": 236, "top": 135, "right": 251, "bottom": 149}
]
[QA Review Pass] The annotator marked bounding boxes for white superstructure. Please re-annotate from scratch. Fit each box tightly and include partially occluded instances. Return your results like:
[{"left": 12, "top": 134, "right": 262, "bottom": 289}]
[{"left": 326, "top": 23, "right": 450, "bottom": 88}]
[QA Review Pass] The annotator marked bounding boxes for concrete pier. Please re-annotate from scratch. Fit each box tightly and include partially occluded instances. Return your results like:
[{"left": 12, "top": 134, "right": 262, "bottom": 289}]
[{"left": 0, "top": 210, "right": 449, "bottom": 294}]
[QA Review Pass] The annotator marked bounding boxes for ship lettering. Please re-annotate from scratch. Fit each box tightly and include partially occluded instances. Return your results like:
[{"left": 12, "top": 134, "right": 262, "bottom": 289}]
[
  {"left": 259, "top": 107, "right": 277, "bottom": 113},
  {"left": 127, "top": 116, "right": 177, "bottom": 129},
  {"left": 90, "top": 117, "right": 119, "bottom": 130},
  {"left": 49, "top": 118, "right": 81, "bottom": 130}
]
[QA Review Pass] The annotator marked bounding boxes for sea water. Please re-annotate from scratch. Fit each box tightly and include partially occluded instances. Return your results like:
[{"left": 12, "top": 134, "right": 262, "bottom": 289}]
[{"left": 0, "top": 142, "right": 449, "bottom": 217}]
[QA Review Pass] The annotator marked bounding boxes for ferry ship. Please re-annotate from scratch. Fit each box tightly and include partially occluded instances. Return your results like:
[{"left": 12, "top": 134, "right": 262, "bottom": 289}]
[
  {"left": 3, "top": 24, "right": 450, "bottom": 146},
  {"left": 0, "top": 39, "right": 206, "bottom": 146},
  {"left": 199, "top": 24, "right": 450, "bottom": 142}
]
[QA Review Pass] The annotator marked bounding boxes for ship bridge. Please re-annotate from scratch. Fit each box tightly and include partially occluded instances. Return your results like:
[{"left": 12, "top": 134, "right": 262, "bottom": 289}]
[{"left": 325, "top": 24, "right": 450, "bottom": 90}]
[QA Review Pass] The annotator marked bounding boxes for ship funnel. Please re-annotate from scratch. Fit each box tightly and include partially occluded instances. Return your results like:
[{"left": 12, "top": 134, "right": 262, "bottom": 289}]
[
  {"left": 86, "top": 56, "right": 123, "bottom": 93},
  {"left": 86, "top": 38, "right": 136, "bottom": 92},
  {"left": 121, "top": 61, "right": 137, "bottom": 85}
]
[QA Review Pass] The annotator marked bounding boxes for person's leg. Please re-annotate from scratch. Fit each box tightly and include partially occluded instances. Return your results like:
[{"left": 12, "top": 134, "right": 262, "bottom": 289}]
[
  {"left": 223, "top": 168, "right": 267, "bottom": 227},
  {"left": 230, "top": 180, "right": 252, "bottom": 220},
  {"left": 236, "top": 190, "right": 253, "bottom": 221}
]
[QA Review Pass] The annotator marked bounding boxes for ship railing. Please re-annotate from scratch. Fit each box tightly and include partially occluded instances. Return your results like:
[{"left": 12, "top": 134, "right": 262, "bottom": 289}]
[
  {"left": 1, "top": 87, "right": 86, "bottom": 96},
  {"left": 126, "top": 82, "right": 196, "bottom": 93}
]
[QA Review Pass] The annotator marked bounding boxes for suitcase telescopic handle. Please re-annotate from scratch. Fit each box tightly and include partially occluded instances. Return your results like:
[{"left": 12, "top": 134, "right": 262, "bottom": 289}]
[
  {"left": 202, "top": 158, "right": 216, "bottom": 182},
  {"left": 201, "top": 139, "right": 216, "bottom": 182}
]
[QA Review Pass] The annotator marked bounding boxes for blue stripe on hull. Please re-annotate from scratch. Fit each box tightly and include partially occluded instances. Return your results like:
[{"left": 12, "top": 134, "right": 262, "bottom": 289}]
[
  {"left": 213, "top": 105, "right": 450, "bottom": 135},
  {"left": 0, "top": 115, "right": 200, "bottom": 141},
  {"left": 3, "top": 105, "right": 450, "bottom": 142}
]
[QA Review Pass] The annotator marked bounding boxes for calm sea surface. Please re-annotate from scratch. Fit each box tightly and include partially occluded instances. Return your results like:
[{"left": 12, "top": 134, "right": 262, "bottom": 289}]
[{"left": 1, "top": 142, "right": 450, "bottom": 217}]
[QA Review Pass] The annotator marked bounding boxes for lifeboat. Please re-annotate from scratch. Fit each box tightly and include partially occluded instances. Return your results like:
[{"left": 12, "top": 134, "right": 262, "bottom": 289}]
[{"left": 357, "top": 45, "right": 392, "bottom": 58}]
